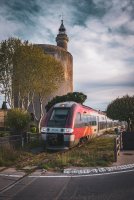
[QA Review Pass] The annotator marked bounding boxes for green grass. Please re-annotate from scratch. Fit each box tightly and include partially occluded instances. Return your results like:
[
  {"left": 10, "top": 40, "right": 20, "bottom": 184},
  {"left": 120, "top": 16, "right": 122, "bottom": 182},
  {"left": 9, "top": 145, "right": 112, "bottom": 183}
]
[
  {"left": 40, "top": 136, "right": 115, "bottom": 171},
  {"left": 0, "top": 144, "right": 20, "bottom": 166},
  {"left": 0, "top": 136, "right": 115, "bottom": 171}
]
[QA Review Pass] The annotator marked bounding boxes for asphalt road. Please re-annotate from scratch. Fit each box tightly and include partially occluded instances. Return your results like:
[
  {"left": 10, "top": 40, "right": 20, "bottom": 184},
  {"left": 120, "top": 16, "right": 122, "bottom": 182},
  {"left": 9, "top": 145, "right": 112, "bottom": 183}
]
[{"left": 0, "top": 170, "right": 134, "bottom": 200}]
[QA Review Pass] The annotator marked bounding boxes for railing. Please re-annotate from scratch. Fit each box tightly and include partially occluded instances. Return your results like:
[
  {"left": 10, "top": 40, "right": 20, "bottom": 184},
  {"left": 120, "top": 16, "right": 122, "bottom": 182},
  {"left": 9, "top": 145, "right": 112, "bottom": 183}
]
[
  {"left": 0, "top": 133, "right": 41, "bottom": 149},
  {"left": 114, "top": 133, "right": 123, "bottom": 162},
  {"left": 0, "top": 135, "right": 22, "bottom": 149}
]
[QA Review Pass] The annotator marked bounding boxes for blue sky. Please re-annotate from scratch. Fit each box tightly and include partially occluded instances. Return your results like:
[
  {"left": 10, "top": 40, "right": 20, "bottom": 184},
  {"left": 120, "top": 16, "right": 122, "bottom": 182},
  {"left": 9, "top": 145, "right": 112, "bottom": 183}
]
[{"left": 0, "top": 0, "right": 134, "bottom": 110}]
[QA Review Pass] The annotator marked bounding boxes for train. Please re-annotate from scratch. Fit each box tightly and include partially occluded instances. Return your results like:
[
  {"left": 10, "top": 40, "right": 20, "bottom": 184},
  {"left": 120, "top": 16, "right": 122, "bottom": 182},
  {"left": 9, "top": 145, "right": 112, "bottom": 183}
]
[{"left": 41, "top": 101, "right": 118, "bottom": 150}]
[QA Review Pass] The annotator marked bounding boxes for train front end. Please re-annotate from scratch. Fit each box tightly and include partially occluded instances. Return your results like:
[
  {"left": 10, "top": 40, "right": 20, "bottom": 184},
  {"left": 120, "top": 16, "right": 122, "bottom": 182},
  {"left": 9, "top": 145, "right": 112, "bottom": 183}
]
[{"left": 41, "top": 102, "right": 75, "bottom": 150}]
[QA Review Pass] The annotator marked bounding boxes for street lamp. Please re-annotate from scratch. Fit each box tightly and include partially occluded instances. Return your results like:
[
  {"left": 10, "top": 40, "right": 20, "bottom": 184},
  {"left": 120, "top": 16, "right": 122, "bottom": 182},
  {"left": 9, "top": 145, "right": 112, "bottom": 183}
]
[
  {"left": 1, "top": 90, "right": 7, "bottom": 131},
  {"left": 1, "top": 101, "right": 7, "bottom": 132}
]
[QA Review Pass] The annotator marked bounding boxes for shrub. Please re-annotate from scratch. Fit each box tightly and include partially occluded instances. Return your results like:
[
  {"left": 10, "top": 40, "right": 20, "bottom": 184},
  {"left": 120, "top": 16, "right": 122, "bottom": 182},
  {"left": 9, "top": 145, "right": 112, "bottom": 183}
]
[
  {"left": 45, "top": 92, "right": 87, "bottom": 112},
  {"left": 6, "top": 108, "right": 31, "bottom": 134},
  {"left": 30, "top": 126, "right": 37, "bottom": 133},
  {"left": 0, "top": 144, "right": 19, "bottom": 166}
]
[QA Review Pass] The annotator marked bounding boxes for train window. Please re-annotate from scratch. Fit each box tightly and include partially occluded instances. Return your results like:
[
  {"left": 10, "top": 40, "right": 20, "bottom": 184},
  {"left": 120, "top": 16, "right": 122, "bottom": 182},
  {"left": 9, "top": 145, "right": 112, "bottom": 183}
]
[
  {"left": 48, "top": 108, "right": 70, "bottom": 127},
  {"left": 74, "top": 112, "right": 82, "bottom": 127},
  {"left": 87, "top": 115, "right": 91, "bottom": 125},
  {"left": 50, "top": 108, "right": 69, "bottom": 121},
  {"left": 99, "top": 121, "right": 107, "bottom": 130},
  {"left": 83, "top": 115, "right": 88, "bottom": 123},
  {"left": 90, "top": 116, "right": 97, "bottom": 126}
]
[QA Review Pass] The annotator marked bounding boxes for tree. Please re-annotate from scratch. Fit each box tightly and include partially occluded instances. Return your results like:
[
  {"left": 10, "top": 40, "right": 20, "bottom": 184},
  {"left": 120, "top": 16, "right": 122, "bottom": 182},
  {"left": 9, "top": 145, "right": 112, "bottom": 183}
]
[
  {"left": 6, "top": 109, "right": 31, "bottom": 135},
  {"left": 106, "top": 95, "right": 134, "bottom": 132},
  {"left": 0, "top": 38, "right": 64, "bottom": 132},
  {"left": 0, "top": 38, "right": 23, "bottom": 107},
  {"left": 13, "top": 44, "right": 64, "bottom": 131},
  {"left": 45, "top": 92, "right": 87, "bottom": 112}
]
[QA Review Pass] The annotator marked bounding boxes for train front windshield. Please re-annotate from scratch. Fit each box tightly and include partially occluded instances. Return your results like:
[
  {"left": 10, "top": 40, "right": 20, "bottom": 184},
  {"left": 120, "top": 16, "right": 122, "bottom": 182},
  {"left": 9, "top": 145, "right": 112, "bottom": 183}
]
[{"left": 47, "top": 108, "right": 70, "bottom": 127}]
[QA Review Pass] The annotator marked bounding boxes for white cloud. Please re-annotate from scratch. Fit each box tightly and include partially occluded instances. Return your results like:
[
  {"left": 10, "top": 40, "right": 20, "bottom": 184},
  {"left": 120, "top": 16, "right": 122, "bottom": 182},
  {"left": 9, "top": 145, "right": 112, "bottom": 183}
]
[
  {"left": 0, "top": 7, "right": 23, "bottom": 40},
  {"left": 0, "top": 0, "right": 133, "bottom": 110}
]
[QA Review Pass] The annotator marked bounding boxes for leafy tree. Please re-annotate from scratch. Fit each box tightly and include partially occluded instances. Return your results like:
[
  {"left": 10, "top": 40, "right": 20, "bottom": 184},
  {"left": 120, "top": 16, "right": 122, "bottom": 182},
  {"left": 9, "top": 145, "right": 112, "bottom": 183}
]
[
  {"left": 0, "top": 38, "right": 23, "bottom": 107},
  {"left": 45, "top": 92, "right": 87, "bottom": 112},
  {"left": 13, "top": 44, "right": 64, "bottom": 131},
  {"left": 13, "top": 44, "right": 46, "bottom": 110},
  {"left": 0, "top": 38, "right": 64, "bottom": 132},
  {"left": 106, "top": 95, "right": 134, "bottom": 132},
  {"left": 6, "top": 109, "right": 31, "bottom": 134}
]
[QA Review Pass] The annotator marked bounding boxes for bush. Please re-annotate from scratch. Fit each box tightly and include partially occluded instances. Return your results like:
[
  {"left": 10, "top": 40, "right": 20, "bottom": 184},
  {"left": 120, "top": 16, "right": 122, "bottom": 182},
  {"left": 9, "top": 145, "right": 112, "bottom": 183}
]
[
  {"left": 30, "top": 126, "right": 37, "bottom": 133},
  {"left": 0, "top": 144, "right": 19, "bottom": 166},
  {"left": 6, "top": 109, "right": 31, "bottom": 134},
  {"left": 0, "top": 131, "right": 10, "bottom": 137},
  {"left": 45, "top": 92, "right": 87, "bottom": 112}
]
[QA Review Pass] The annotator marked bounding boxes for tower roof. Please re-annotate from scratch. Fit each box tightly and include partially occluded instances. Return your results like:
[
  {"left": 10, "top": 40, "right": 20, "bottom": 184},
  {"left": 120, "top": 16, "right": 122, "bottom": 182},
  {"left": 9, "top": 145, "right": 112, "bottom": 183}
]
[
  {"left": 59, "top": 20, "right": 66, "bottom": 34},
  {"left": 56, "top": 19, "right": 69, "bottom": 50}
]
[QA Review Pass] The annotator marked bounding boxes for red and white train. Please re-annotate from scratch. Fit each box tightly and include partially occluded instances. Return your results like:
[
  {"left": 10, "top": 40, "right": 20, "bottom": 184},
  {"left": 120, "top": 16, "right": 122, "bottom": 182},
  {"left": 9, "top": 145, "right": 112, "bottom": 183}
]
[{"left": 41, "top": 101, "right": 117, "bottom": 150}]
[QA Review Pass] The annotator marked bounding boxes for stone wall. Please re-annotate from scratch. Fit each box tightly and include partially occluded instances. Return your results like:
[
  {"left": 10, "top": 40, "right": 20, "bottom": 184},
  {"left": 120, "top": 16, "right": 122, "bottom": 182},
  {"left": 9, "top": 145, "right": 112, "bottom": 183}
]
[
  {"left": 29, "top": 44, "right": 73, "bottom": 118},
  {"left": 39, "top": 44, "right": 73, "bottom": 95}
]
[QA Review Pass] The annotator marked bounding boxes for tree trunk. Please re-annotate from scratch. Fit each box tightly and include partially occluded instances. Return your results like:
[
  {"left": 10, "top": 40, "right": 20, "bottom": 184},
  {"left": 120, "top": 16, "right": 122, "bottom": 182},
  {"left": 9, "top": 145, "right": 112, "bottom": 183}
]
[
  {"left": 31, "top": 93, "right": 38, "bottom": 122},
  {"left": 38, "top": 96, "right": 44, "bottom": 133}
]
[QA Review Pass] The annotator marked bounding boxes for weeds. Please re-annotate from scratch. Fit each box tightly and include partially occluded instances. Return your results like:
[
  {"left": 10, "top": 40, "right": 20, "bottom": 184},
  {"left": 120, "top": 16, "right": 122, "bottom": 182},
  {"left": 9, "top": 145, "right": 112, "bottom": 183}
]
[
  {"left": 40, "top": 137, "right": 115, "bottom": 171},
  {"left": 0, "top": 144, "right": 19, "bottom": 166},
  {"left": 0, "top": 136, "right": 115, "bottom": 171}
]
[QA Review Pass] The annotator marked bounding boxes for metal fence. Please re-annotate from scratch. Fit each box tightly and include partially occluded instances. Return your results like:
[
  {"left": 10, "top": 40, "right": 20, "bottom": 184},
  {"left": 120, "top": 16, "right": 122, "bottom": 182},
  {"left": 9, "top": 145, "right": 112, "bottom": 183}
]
[
  {"left": 0, "top": 133, "right": 41, "bottom": 149},
  {"left": 0, "top": 135, "right": 22, "bottom": 149}
]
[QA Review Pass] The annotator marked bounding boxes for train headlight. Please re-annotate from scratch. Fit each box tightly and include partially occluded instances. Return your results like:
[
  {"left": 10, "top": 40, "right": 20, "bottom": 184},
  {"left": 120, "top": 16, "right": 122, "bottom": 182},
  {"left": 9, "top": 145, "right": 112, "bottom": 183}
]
[
  {"left": 41, "top": 127, "right": 47, "bottom": 133},
  {"left": 64, "top": 128, "right": 73, "bottom": 133}
]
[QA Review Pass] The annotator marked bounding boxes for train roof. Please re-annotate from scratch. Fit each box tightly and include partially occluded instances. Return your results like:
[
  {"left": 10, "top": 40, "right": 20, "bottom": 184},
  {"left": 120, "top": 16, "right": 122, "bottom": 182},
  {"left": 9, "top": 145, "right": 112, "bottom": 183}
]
[
  {"left": 53, "top": 101, "right": 77, "bottom": 108},
  {"left": 53, "top": 101, "right": 105, "bottom": 115}
]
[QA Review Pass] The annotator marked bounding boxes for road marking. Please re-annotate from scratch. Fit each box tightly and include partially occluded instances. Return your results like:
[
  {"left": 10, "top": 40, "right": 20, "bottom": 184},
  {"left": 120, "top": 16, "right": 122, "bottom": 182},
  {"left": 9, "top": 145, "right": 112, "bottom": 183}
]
[
  {"left": 1, "top": 164, "right": 134, "bottom": 179},
  {"left": 64, "top": 164, "right": 134, "bottom": 175},
  {"left": 29, "top": 168, "right": 134, "bottom": 178},
  {"left": 0, "top": 174, "right": 23, "bottom": 178}
]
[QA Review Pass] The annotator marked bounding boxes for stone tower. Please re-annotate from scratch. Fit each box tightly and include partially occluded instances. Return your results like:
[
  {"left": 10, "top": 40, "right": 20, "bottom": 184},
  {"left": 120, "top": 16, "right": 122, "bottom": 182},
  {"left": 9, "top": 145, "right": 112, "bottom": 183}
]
[
  {"left": 56, "top": 20, "right": 69, "bottom": 50},
  {"left": 15, "top": 20, "right": 73, "bottom": 118},
  {"left": 38, "top": 19, "right": 73, "bottom": 98}
]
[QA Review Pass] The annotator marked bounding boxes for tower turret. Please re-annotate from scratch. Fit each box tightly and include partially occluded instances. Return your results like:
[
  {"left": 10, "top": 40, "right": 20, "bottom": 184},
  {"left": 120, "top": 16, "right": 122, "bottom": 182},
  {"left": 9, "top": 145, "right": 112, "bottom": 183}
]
[{"left": 56, "top": 20, "right": 69, "bottom": 51}]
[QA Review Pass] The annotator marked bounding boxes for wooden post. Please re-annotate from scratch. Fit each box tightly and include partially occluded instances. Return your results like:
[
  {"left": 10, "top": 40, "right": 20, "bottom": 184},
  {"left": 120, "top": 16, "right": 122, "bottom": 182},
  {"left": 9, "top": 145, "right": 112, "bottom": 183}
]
[{"left": 114, "top": 137, "right": 117, "bottom": 162}]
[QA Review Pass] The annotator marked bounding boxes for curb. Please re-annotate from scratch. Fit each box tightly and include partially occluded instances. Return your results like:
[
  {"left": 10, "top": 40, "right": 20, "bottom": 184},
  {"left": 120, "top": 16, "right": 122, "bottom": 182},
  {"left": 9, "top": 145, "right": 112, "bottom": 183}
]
[{"left": 64, "top": 164, "right": 134, "bottom": 175}]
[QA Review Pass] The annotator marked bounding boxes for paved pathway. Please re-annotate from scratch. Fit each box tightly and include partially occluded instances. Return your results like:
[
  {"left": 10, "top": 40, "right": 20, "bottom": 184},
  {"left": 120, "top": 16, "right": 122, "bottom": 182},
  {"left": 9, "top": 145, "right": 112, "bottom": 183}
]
[
  {"left": 1, "top": 150, "right": 134, "bottom": 193},
  {"left": 112, "top": 150, "right": 134, "bottom": 166}
]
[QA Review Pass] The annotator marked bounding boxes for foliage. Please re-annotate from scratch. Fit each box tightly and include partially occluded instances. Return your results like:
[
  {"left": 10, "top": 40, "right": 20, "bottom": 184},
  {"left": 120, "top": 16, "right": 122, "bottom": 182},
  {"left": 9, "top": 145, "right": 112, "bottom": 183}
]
[
  {"left": 107, "top": 95, "right": 134, "bottom": 131},
  {"left": 13, "top": 43, "right": 64, "bottom": 131},
  {"left": 30, "top": 126, "right": 37, "bottom": 133},
  {"left": 23, "top": 136, "right": 114, "bottom": 170},
  {"left": 0, "top": 38, "right": 23, "bottom": 107},
  {"left": 45, "top": 92, "right": 87, "bottom": 112},
  {"left": 6, "top": 108, "right": 31, "bottom": 134},
  {"left": 0, "top": 131, "right": 10, "bottom": 137},
  {"left": 0, "top": 144, "right": 19, "bottom": 166},
  {"left": 0, "top": 37, "right": 64, "bottom": 132}
]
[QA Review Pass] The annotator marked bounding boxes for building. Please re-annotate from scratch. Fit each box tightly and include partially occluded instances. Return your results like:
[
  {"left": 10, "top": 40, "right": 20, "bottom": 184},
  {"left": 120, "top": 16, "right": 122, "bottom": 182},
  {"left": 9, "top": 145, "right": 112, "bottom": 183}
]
[
  {"left": 31, "top": 20, "right": 73, "bottom": 117},
  {"left": 39, "top": 19, "right": 73, "bottom": 96}
]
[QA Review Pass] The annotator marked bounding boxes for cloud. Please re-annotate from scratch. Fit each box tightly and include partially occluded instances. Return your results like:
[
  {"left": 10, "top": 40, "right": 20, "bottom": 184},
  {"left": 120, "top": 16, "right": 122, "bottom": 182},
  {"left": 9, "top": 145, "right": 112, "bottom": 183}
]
[{"left": 0, "top": 0, "right": 133, "bottom": 110}]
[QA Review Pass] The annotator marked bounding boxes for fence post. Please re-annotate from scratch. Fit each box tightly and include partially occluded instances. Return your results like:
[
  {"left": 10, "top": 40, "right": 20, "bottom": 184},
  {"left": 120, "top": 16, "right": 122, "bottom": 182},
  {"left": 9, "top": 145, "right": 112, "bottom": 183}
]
[
  {"left": 114, "top": 137, "right": 117, "bottom": 162},
  {"left": 114, "top": 135, "right": 121, "bottom": 162},
  {"left": 21, "top": 136, "right": 24, "bottom": 148},
  {"left": 120, "top": 132, "right": 123, "bottom": 150},
  {"left": 26, "top": 132, "right": 30, "bottom": 143}
]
